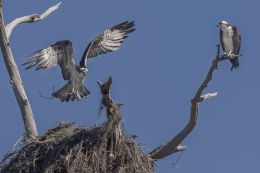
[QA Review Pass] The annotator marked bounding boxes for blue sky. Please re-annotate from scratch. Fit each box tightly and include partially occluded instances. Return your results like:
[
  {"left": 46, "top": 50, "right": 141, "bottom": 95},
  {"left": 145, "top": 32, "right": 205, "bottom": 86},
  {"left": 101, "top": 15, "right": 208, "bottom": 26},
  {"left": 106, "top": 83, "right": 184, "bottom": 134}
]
[{"left": 1, "top": 0, "right": 259, "bottom": 172}]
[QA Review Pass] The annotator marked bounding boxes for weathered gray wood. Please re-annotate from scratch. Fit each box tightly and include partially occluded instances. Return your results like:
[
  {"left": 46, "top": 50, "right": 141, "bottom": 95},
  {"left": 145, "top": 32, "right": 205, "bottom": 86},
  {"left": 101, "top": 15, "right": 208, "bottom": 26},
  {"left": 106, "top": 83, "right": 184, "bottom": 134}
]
[
  {"left": 150, "top": 45, "right": 228, "bottom": 160},
  {"left": 5, "top": 2, "right": 61, "bottom": 40},
  {"left": 0, "top": 0, "right": 62, "bottom": 141},
  {"left": 0, "top": 0, "right": 38, "bottom": 140}
]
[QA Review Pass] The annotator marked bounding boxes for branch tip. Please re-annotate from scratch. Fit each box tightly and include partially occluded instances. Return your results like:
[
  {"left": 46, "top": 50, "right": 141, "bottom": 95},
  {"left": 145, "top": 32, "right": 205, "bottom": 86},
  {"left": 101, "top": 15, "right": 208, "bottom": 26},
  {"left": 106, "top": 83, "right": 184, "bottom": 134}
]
[
  {"left": 200, "top": 92, "right": 218, "bottom": 101},
  {"left": 176, "top": 145, "right": 186, "bottom": 152},
  {"left": 5, "top": 2, "right": 62, "bottom": 39}
]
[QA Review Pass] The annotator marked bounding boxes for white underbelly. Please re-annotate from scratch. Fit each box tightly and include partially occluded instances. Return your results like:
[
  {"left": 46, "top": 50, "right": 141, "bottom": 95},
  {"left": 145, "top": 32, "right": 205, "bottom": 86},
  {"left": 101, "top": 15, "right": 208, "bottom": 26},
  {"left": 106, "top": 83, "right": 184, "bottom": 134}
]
[{"left": 223, "top": 36, "right": 233, "bottom": 53}]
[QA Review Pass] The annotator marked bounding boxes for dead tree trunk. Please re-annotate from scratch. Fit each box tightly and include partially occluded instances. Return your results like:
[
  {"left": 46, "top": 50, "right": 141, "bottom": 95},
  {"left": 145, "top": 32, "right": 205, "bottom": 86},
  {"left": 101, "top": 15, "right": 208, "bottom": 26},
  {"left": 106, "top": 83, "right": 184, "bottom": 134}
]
[
  {"left": 0, "top": 0, "right": 38, "bottom": 140},
  {"left": 0, "top": 0, "right": 61, "bottom": 141}
]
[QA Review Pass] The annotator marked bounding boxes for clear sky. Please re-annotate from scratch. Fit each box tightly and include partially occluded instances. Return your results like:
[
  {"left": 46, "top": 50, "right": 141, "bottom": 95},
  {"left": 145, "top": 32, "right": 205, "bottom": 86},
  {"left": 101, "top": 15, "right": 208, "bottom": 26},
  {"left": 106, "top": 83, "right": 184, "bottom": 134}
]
[{"left": 1, "top": 0, "right": 259, "bottom": 172}]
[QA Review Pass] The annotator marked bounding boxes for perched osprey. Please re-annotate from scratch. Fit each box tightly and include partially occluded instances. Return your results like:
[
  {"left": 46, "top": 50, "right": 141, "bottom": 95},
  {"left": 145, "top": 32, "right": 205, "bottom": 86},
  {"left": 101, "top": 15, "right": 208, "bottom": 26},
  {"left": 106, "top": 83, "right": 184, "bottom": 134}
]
[
  {"left": 23, "top": 21, "right": 135, "bottom": 102},
  {"left": 218, "top": 20, "right": 241, "bottom": 70}
]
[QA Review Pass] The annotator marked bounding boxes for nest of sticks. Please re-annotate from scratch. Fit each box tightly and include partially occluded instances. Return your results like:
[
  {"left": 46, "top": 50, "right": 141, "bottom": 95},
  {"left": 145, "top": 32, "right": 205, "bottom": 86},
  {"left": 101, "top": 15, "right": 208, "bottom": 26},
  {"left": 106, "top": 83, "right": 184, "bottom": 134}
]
[
  {"left": 1, "top": 122, "right": 154, "bottom": 173},
  {"left": 1, "top": 77, "right": 155, "bottom": 173}
]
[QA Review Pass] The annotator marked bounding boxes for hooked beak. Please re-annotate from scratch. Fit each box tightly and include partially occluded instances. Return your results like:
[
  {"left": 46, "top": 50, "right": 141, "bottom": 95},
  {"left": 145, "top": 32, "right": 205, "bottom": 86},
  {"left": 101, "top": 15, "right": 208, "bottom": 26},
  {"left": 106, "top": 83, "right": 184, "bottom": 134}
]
[
  {"left": 80, "top": 67, "right": 88, "bottom": 75},
  {"left": 84, "top": 69, "right": 88, "bottom": 75}
]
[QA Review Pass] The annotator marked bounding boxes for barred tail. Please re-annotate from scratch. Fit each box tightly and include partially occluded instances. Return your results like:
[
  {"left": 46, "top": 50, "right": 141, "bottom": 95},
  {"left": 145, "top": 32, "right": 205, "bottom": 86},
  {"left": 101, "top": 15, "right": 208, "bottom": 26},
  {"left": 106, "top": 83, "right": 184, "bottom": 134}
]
[{"left": 52, "top": 82, "right": 90, "bottom": 102}]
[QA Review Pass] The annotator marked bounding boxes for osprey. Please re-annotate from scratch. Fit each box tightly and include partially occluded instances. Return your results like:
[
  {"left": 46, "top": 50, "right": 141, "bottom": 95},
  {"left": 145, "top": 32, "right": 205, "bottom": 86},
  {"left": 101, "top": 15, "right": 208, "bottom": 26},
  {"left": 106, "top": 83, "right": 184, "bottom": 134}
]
[
  {"left": 23, "top": 21, "right": 135, "bottom": 102},
  {"left": 218, "top": 20, "right": 241, "bottom": 70}
]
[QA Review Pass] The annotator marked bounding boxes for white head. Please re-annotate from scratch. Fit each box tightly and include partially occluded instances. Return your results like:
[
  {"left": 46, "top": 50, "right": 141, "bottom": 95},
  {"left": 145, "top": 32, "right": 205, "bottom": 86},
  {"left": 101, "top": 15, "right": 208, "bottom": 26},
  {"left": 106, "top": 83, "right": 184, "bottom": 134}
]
[
  {"left": 217, "top": 20, "right": 230, "bottom": 30},
  {"left": 219, "top": 20, "right": 228, "bottom": 25},
  {"left": 79, "top": 67, "right": 88, "bottom": 75}
]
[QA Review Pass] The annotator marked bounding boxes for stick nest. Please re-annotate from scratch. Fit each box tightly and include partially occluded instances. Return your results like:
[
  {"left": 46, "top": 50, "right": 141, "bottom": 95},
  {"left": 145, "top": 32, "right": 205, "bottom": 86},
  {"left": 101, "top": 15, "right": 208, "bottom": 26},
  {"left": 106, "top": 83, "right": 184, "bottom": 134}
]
[{"left": 1, "top": 122, "right": 154, "bottom": 173}]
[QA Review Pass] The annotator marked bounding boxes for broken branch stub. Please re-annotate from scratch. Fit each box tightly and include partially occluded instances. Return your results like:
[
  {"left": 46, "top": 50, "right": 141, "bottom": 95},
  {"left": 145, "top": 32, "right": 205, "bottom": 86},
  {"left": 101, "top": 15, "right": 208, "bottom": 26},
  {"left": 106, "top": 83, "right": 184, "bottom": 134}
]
[{"left": 98, "top": 76, "right": 122, "bottom": 125}]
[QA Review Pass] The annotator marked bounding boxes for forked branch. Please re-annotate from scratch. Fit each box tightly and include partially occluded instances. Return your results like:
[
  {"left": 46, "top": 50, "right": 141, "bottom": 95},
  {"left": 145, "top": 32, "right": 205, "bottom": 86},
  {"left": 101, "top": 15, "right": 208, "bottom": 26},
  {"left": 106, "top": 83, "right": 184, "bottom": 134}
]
[
  {"left": 5, "top": 2, "right": 61, "bottom": 40},
  {"left": 150, "top": 44, "right": 228, "bottom": 160},
  {"left": 0, "top": 0, "right": 61, "bottom": 141}
]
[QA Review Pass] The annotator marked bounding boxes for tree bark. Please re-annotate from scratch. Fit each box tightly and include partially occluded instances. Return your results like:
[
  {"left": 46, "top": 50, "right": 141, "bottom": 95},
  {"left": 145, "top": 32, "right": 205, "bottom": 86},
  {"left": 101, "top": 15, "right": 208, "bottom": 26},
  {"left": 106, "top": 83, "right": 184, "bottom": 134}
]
[
  {"left": 150, "top": 45, "right": 228, "bottom": 160},
  {"left": 0, "top": 0, "right": 38, "bottom": 140},
  {"left": 0, "top": 1, "right": 61, "bottom": 141}
]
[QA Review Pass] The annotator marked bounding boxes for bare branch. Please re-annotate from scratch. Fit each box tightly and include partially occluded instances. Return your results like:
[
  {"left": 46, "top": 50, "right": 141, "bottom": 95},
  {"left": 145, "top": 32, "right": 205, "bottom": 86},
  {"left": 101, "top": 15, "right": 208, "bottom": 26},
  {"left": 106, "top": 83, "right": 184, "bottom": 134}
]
[
  {"left": 5, "top": 2, "right": 61, "bottom": 40},
  {"left": 0, "top": 1, "right": 61, "bottom": 141},
  {"left": 200, "top": 92, "right": 218, "bottom": 101},
  {"left": 150, "top": 44, "right": 229, "bottom": 160}
]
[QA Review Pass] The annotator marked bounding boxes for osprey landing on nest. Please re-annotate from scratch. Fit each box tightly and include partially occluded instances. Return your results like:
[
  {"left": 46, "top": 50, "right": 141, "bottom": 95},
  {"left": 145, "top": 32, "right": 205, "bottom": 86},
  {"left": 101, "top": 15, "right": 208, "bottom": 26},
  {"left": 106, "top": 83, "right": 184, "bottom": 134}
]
[
  {"left": 23, "top": 21, "right": 135, "bottom": 102},
  {"left": 217, "top": 20, "right": 241, "bottom": 70}
]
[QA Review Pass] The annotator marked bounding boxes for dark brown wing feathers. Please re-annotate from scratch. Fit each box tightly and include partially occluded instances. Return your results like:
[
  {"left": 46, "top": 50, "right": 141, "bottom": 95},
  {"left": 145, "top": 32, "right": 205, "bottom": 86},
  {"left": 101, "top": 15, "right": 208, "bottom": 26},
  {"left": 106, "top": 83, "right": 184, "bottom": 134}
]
[
  {"left": 22, "top": 40, "right": 75, "bottom": 80},
  {"left": 80, "top": 21, "right": 135, "bottom": 67}
]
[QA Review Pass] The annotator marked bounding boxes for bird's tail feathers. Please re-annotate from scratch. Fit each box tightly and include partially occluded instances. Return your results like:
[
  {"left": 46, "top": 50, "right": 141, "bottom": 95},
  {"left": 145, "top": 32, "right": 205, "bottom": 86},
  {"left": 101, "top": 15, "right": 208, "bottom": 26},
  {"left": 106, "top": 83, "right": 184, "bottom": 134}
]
[
  {"left": 230, "top": 58, "right": 239, "bottom": 71},
  {"left": 52, "top": 82, "right": 90, "bottom": 102}
]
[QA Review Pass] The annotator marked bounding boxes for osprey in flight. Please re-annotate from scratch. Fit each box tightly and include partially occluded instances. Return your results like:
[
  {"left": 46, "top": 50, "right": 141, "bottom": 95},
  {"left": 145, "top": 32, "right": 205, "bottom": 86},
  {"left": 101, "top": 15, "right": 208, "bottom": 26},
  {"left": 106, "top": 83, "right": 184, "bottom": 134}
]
[
  {"left": 23, "top": 21, "right": 135, "bottom": 101},
  {"left": 218, "top": 20, "right": 241, "bottom": 70}
]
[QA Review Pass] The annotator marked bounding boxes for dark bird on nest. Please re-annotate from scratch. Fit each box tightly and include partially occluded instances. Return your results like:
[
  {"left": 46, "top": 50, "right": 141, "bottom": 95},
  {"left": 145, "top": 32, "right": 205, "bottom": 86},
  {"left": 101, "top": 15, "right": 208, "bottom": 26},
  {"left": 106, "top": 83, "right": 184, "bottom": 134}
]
[
  {"left": 217, "top": 20, "right": 241, "bottom": 70},
  {"left": 22, "top": 21, "right": 135, "bottom": 102}
]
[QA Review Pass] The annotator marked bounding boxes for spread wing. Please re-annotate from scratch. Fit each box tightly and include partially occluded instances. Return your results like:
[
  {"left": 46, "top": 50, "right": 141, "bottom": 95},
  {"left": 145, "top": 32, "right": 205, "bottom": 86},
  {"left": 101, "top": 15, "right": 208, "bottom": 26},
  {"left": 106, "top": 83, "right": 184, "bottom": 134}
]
[
  {"left": 80, "top": 21, "right": 135, "bottom": 67},
  {"left": 22, "top": 40, "right": 76, "bottom": 80},
  {"left": 232, "top": 26, "right": 241, "bottom": 55}
]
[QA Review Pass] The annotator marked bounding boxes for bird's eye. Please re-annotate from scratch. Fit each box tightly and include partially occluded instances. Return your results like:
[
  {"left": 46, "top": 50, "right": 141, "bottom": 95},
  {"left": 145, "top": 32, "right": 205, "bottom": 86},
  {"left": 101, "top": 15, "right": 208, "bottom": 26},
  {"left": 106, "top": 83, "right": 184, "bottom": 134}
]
[{"left": 81, "top": 68, "right": 88, "bottom": 73}]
